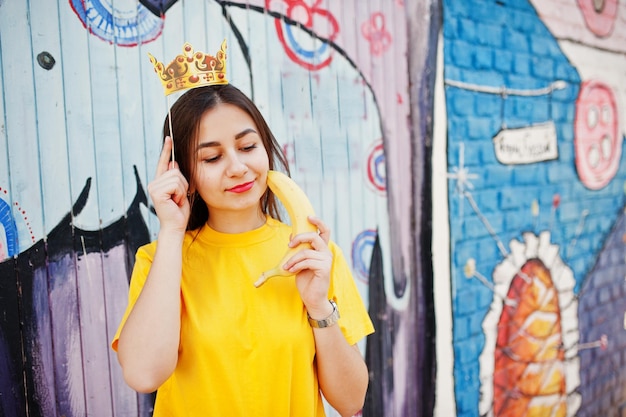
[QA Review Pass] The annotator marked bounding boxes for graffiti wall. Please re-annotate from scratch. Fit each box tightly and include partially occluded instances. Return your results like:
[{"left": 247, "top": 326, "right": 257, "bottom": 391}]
[
  {"left": 434, "top": 1, "right": 626, "bottom": 417},
  {"left": 3, "top": 0, "right": 625, "bottom": 416},
  {"left": 0, "top": 0, "right": 438, "bottom": 416}
]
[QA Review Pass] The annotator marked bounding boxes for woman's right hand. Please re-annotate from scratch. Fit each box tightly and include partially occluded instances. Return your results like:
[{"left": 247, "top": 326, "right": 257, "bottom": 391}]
[{"left": 147, "top": 136, "right": 190, "bottom": 233}]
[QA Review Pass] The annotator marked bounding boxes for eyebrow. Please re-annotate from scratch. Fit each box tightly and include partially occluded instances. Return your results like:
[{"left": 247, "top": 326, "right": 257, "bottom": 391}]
[{"left": 196, "top": 128, "right": 258, "bottom": 151}]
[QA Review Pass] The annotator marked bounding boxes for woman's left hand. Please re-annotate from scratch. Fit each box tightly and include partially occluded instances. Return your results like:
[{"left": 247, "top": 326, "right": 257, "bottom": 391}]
[{"left": 283, "top": 216, "right": 333, "bottom": 315}]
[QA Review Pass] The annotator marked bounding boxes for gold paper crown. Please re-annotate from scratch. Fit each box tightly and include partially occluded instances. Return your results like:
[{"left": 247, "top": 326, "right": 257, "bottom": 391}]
[{"left": 148, "top": 39, "right": 228, "bottom": 96}]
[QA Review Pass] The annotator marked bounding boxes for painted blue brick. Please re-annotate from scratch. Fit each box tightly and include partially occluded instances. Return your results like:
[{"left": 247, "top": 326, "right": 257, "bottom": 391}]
[
  {"left": 547, "top": 162, "right": 577, "bottom": 183},
  {"left": 529, "top": 33, "right": 555, "bottom": 57},
  {"left": 444, "top": 65, "right": 463, "bottom": 81},
  {"left": 509, "top": 8, "right": 541, "bottom": 33},
  {"left": 536, "top": 185, "right": 560, "bottom": 205},
  {"left": 461, "top": 137, "right": 482, "bottom": 160},
  {"left": 455, "top": 382, "right": 480, "bottom": 414},
  {"left": 503, "top": 27, "right": 529, "bottom": 52},
  {"left": 474, "top": 46, "right": 493, "bottom": 70},
  {"left": 453, "top": 240, "right": 478, "bottom": 267},
  {"left": 555, "top": 62, "right": 581, "bottom": 83},
  {"left": 558, "top": 126, "right": 574, "bottom": 144},
  {"left": 462, "top": 214, "right": 486, "bottom": 239},
  {"left": 475, "top": 189, "right": 500, "bottom": 213},
  {"left": 471, "top": 2, "right": 508, "bottom": 25},
  {"left": 513, "top": 53, "right": 531, "bottom": 75},
  {"left": 507, "top": 75, "right": 550, "bottom": 94},
  {"left": 467, "top": 117, "right": 494, "bottom": 140},
  {"left": 552, "top": 102, "right": 576, "bottom": 123},
  {"left": 457, "top": 17, "right": 476, "bottom": 42},
  {"left": 475, "top": 236, "right": 502, "bottom": 265},
  {"left": 502, "top": 209, "right": 529, "bottom": 231},
  {"left": 463, "top": 212, "right": 504, "bottom": 239},
  {"left": 444, "top": 16, "right": 459, "bottom": 40},
  {"left": 452, "top": 40, "right": 475, "bottom": 69},
  {"left": 461, "top": 69, "right": 505, "bottom": 86},
  {"left": 513, "top": 164, "right": 547, "bottom": 185},
  {"left": 480, "top": 284, "right": 500, "bottom": 313},
  {"left": 494, "top": 49, "right": 513, "bottom": 72},
  {"left": 449, "top": 90, "right": 476, "bottom": 116},
  {"left": 480, "top": 140, "right": 501, "bottom": 165},
  {"left": 454, "top": 335, "right": 480, "bottom": 365},
  {"left": 483, "top": 164, "right": 513, "bottom": 188},
  {"left": 499, "top": 185, "right": 527, "bottom": 210},
  {"left": 443, "top": 0, "right": 472, "bottom": 18},
  {"left": 552, "top": 83, "right": 580, "bottom": 102},
  {"left": 453, "top": 315, "right": 471, "bottom": 341},
  {"left": 469, "top": 312, "right": 487, "bottom": 340},
  {"left": 475, "top": 94, "right": 501, "bottom": 117},
  {"left": 476, "top": 22, "right": 503, "bottom": 48},
  {"left": 448, "top": 136, "right": 476, "bottom": 163},
  {"left": 510, "top": 96, "right": 549, "bottom": 122},
  {"left": 455, "top": 288, "right": 480, "bottom": 316},
  {"left": 531, "top": 99, "right": 550, "bottom": 120},
  {"left": 530, "top": 55, "right": 555, "bottom": 80}
]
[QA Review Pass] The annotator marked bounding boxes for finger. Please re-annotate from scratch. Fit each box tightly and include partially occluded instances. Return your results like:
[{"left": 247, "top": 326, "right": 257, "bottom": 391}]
[
  {"left": 155, "top": 136, "right": 173, "bottom": 177},
  {"left": 285, "top": 251, "right": 332, "bottom": 275},
  {"left": 289, "top": 233, "right": 330, "bottom": 254},
  {"left": 307, "top": 216, "right": 331, "bottom": 244}
]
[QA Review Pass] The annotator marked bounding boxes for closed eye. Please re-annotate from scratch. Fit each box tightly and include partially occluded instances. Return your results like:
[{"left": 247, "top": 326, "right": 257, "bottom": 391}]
[
  {"left": 241, "top": 144, "right": 258, "bottom": 152},
  {"left": 203, "top": 155, "right": 221, "bottom": 163}
]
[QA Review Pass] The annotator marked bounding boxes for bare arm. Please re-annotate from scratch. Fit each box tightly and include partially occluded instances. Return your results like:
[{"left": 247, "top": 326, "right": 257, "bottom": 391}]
[
  {"left": 116, "top": 230, "right": 184, "bottom": 392},
  {"left": 116, "top": 137, "right": 190, "bottom": 393},
  {"left": 308, "top": 304, "right": 369, "bottom": 416},
  {"left": 285, "top": 217, "right": 369, "bottom": 416}
]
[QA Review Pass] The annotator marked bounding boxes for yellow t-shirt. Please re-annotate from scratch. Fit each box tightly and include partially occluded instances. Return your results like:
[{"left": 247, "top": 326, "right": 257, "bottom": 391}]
[{"left": 112, "top": 217, "right": 374, "bottom": 417}]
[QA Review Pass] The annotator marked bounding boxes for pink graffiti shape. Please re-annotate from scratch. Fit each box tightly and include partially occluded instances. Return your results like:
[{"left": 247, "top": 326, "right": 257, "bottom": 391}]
[
  {"left": 361, "top": 12, "right": 392, "bottom": 56},
  {"left": 574, "top": 80, "right": 621, "bottom": 190},
  {"left": 576, "top": 0, "right": 618, "bottom": 38},
  {"left": 268, "top": 0, "right": 339, "bottom": 71}
]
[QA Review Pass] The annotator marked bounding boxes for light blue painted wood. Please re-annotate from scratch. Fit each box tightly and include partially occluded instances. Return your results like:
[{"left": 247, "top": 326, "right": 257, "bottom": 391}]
[
  {"left": 0, "top": 21, "right": 12, "bottom": 262},
  {"left": 29, "top": 0, "right": 73, "bottom": 239},
  {"left": 0, "top": 0, "right": 43, "bottom": 250},
  {"left": 57, "top": 2, "right": 101, "bottom": 231}
]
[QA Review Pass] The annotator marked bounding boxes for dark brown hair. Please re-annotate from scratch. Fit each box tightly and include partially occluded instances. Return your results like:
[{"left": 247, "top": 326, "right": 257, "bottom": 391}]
[{"left": 162, "top": 84, "right": 289, "bottom": 230}]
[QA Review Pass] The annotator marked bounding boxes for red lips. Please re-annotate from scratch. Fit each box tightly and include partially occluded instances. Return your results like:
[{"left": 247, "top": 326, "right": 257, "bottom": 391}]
[{"left": 227, "top": 181, "right": 254, "bottom": 193}]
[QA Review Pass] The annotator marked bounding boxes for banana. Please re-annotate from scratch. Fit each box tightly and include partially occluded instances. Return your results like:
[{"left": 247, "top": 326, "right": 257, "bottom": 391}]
[{"left": 254, "top": 170, "right": 317, "bottom": 287}]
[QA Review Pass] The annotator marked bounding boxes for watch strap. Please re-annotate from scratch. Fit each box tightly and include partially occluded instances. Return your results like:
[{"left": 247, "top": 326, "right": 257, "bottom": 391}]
[{"left": 308, "top": 300, "right": 340, "bottom": 328}]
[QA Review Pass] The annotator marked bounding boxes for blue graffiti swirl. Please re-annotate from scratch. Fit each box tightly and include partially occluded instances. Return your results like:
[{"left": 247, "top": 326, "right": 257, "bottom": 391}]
[
  {"left": 69, "top": 0, "right": 163, "bottom": 46},
  {"left": 0, "top": 199, "right": 18, "bottom": 258}
]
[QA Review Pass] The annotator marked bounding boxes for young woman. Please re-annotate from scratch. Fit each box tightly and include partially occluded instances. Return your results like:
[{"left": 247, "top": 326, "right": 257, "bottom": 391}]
[{"left": 112, "top": 84, "right": 374, "bottom": 416}]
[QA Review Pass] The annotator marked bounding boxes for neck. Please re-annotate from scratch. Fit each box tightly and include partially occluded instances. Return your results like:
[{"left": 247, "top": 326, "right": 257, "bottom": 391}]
[{"left": 206, "top": 207, "right": 266, "bottom": 234}]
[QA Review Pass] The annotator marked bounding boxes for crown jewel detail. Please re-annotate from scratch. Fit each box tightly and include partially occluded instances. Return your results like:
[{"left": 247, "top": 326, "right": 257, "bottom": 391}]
[{"left": 148, "top": 40, "right": 228, "bottom": 96}]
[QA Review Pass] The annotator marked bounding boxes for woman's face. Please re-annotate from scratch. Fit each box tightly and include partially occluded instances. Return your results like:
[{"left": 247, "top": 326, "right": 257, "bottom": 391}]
[{"left": 192, "top": 103, "right": 270, "bottom": 222}]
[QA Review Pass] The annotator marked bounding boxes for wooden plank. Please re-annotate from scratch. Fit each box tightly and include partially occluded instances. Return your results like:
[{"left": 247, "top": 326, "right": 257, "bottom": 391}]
[
  {"left": 47, "top": 253, "right": 87, "bottom": 416},
  {"left": 0, "top": 0, "right": 43, "bottom": 251},
  {"left": 0, "top": 257, "right": 27, "bottom": 417},
  {"left": 16, "top": 242, "right": 57, "bottom": 415},
  {"left": 56, "top": 2, "right": 100, "bottom": 229},
  {"left": 75, "top": 243, "right": 114, "bottom": 417},
  {"left": 103, "top": 245, "right": 138, "bottom": 416},
  {"left": 29, "top": 0, "right": 73, "bottom": 238}
]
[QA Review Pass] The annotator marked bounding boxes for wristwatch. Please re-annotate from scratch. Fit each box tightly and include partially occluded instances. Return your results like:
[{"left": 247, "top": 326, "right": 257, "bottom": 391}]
[{"left": 308, "top": 300, "right": 340, "bottom": 328}]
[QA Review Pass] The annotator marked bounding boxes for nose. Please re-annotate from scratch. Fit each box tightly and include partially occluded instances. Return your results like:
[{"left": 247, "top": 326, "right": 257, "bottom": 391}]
[{"left": 225, "top": 152, "right": 248, "bottom": 177}]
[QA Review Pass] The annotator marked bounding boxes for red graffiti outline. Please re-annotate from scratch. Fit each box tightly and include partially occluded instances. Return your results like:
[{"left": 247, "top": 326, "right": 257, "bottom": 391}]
[{"left": 268, "top": 0, "right": 339, "bottom": 71}]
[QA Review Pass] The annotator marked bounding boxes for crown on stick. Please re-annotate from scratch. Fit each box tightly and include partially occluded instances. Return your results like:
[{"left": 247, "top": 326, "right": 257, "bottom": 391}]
[{"left": 148, "top": 40, "right": 228, "bottom": 96}]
